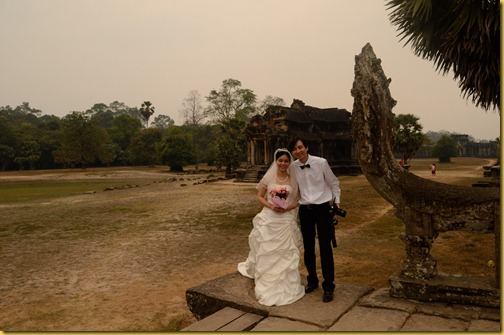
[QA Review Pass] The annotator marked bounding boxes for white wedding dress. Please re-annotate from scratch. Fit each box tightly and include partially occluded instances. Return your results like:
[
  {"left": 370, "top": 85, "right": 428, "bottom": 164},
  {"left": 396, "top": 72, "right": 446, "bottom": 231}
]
[{"left": 238, "top": 184, "right": 305, "bottom": 306}]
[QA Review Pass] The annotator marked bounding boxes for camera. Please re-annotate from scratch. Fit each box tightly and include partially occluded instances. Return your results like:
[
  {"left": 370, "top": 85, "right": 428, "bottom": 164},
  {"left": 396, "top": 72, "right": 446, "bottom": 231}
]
[
  {"left": 329, "top": 205, "right": 347, "bottom": 218},
  {"left": 329, "top": 205, "right": 346, "bottom": 226},
  {"left": 328, "top": 205, "right": 346, "bottom": 248}
]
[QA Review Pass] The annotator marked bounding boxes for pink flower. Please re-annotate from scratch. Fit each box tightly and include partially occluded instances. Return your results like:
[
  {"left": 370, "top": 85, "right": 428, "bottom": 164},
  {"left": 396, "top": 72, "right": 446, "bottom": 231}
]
[
  {"left": 269, "top": 187, "right": 289, "bottom": 209},
  {"left": 271, "top": 196, "right": 287, "bottom": 209}
]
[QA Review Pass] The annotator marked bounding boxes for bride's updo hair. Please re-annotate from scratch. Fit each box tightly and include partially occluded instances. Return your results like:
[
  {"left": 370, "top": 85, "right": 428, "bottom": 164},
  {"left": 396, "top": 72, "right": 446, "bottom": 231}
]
[{"left": 275, "top": 148, "right": 291, "bottom": 161}]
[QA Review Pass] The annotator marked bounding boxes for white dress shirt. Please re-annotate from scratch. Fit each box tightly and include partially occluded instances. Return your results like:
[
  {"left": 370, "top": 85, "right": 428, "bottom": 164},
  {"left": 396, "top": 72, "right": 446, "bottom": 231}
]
[{"left": 291, "top": 155, "right": 341, "bottom": 205}]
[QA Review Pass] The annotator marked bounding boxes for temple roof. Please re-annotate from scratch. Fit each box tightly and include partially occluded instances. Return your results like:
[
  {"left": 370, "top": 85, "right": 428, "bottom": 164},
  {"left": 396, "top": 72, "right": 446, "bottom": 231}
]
[{"left": 278, "top": 107, "right": 351, "bottom": 123}]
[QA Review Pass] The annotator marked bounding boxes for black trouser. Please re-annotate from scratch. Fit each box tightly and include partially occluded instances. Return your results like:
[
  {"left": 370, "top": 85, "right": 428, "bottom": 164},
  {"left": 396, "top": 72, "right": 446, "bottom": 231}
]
[{"left": 299, "top": 202, "right": 335, "bottom": 292}]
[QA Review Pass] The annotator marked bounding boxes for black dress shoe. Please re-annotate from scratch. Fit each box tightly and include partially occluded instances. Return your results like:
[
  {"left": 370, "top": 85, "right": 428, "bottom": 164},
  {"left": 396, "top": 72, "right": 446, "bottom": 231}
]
[
  {"left": 323, "top": 290, "right": 334, "bottom": 302},
  {"left": 305, "top": 284, "right": 318, "bottom": 293}
]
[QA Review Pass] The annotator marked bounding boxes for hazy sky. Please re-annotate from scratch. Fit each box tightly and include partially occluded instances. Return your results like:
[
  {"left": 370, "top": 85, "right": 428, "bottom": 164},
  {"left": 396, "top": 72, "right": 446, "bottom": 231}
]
[{"left": 0, "top": 0, "right": 500, "bottom": 140}]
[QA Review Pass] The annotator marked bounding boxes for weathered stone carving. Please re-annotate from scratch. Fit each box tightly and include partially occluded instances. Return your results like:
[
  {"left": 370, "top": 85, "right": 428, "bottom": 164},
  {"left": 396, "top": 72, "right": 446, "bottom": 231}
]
[{"left": 350, "top": 43, "right": 500, "bottom": 306}]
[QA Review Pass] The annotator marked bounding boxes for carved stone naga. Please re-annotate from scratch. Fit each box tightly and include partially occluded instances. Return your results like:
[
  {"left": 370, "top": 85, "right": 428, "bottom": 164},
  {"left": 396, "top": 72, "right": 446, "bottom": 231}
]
[{"left": 350, "top": 44, "right": 500, "bottom": 288}]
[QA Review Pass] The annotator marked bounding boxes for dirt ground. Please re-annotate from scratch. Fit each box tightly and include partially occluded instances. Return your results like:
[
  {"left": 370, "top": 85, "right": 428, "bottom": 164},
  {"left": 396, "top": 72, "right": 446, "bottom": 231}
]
[
  {"left": 1, "top": 169, "right": 262, "bottom": 331},
  {"left": 0, "top": 158, "right": 497, "bottom": 331}
]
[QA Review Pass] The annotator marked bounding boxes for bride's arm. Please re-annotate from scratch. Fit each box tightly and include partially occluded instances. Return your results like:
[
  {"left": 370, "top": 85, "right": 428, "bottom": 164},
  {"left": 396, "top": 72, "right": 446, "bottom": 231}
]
[
  {"left": 284, "top": 191, "right": 300, "bottom": 211},
  {"left": 256, "top": 186, "right": 274, "bottom": 210}
]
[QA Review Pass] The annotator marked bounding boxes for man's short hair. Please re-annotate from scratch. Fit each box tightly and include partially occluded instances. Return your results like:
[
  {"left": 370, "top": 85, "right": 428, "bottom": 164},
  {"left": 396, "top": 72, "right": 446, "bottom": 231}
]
[{"left": 288, "top": 136, "right": 307, "bottom": 152}]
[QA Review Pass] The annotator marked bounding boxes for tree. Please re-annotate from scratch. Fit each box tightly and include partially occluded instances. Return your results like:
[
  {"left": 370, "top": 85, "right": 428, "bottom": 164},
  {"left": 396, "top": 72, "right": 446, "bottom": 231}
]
[
  {"left": 108, "top": 101, "right": 132, "bottom": 115},
  {"left": 13, "top": 140, "right": 40, "bottom": 170},
  {"left": 98, "top": 142, "right": 118, "bottom": 167},
  {"left": 3, "top": 104, "right": 44, "bottom": 170},
  {"left": 205, "top": 79, "right": 257, "bottom": 122},
  {"left": 107, "top": 114, "right": 142, "bottom": 165},
  {"left": 157, "top": 126, "right": 196, "bottom": 172},
  {"left": 139, "top": 101, "right": 155, "bottom": 128},
  {"left": 0, "top": 144, "right": 15, "bottom": 171},
  {"left": 215, "top": 117, "right": 247, "bottom": 174},
  {"left": 130, "top": 128, "right": 164, "bottom": 166},
  {"left": 54, "top": 112, "right": 109, "bottom": 169},
  {"left": 151, "top": 114, "right": 174, "bottom": 129},
  {"left": 258, "top": 95, "right": 285, "bottom": 115},
  {"left": 203, "top": 79, "right": 255, "bottom": 170},
  {"left": 14, "top": 102, "right": 42, "bottom": 117},
  {"left": 393, "top": 114, "right": 425, "bottom": 163},
  {"left": 0, "top": 115, "right": 17, "bottom": 171},
  {"left": 386, "top": 0, "right": 500, "bottom": 111},
  {"left": 0, "top": 104, "right": 65, "bottom": 170},
  {"left": 101, "top": 101, "right": 143, "bottom": 122},
  {"left": 432, "top": 134, "right": 458, "bottom": 163},
  {"left": 85, "top": 103, "right": 109, "bottom": 117},
  {"left": 36, "top": 115, "right": 62, "bottom": 169},
  {"left": 180, "top": 90, "right": 205, "bottom": 125},
  {"left": 91, "top": 109, "right": 115, "bottom": 129},
  {"left": 180, "top": 123, "right": 219, "bottom": 165}
]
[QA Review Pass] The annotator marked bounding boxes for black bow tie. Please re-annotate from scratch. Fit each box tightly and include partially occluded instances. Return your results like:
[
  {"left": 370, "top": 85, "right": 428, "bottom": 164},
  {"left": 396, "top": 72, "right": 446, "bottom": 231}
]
[{"left": 300, "top": 164, "right": 310, "bottom": 169}]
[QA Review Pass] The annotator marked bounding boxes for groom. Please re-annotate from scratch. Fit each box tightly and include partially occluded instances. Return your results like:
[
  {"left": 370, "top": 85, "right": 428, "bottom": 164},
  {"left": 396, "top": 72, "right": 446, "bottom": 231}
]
[{"left": 289, "top": 136, "right": 341, "bottom": 303}]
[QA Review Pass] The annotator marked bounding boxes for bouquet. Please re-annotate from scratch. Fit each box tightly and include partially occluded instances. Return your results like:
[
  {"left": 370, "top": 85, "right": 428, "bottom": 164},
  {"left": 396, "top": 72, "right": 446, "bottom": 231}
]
[{"left": 269, "top": 186, "right": 289, "bottom": 209}]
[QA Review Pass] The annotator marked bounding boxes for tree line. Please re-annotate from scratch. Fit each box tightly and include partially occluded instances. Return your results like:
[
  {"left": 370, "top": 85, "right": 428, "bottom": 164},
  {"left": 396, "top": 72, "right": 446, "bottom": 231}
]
[
  {"left": 1, "top": 77, "right": 495, "bottom": 172},
  {"left": 0, "top": 79, "right": 284, "bottom": 172}
]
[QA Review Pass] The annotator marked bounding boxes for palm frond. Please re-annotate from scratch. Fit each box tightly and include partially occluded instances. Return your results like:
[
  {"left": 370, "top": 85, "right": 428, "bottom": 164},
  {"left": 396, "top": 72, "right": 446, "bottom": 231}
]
[{"left": 385, "top": 0, "right": 500, "bottom": 112}]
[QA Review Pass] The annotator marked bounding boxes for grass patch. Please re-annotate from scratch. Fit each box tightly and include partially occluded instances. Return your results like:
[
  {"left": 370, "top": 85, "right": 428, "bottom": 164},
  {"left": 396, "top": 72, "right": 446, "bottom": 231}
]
[
  {"left": 213, "top": 206, "right": 261, "bottom": 230},
  {"left": 336, "top": 209, "right": 405, "bottom": 288},
  {"left": 0, "top": 180, "right": 142, "bottom": 204},
  {"left": 432, "top": 230, "right": 495, "bottom": 277},
  {"left": 364, "top": 211, "right": 404, "bottom": 239}
]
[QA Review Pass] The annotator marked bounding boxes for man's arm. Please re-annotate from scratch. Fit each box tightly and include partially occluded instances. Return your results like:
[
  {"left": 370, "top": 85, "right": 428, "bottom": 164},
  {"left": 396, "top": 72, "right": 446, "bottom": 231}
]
[{"left": 323, "top": 159, "right": 340, "bottom": 205}]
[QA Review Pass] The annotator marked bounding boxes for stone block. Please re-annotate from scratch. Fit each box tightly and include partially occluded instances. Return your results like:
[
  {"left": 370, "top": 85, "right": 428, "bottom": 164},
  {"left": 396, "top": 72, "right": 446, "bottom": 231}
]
[
  {"left": 468, "top": 319, "right": 501, "bottom": 331},
  {"left": 401, "top": 313, "right": 468, "bottom": 331},
  {"left": 267, "top": 281, "right": 373, "bottom": 327},
  {"left": 358, "top": 287, "right": 418, "bottom": 313},
  {"left": 328, "top": 306, "right": 409, "bottom": 331},
  {"left": 250, "top": 316, "right": 322, "bottom": 332},
  {"left": 389, "top": 271, "right": 499, "bottom": 308}
]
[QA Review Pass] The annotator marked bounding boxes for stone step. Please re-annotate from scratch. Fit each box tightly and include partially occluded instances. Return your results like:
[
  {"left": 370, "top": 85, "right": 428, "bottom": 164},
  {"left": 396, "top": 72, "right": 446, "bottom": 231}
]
[{"left": 181, "top": 306, "right": 264, "bottom": 331}]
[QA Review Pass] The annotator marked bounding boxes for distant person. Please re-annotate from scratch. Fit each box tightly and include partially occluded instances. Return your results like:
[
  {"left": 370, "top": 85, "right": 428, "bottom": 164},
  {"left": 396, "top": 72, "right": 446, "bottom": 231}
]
[
  {"left": 288, "top": 136, "right": 341, "bottom": 303},
  {"left": 431, "top": 163, "right": 436, "bottom": 175},
  {"left": 237, "top": 148, "right": 304, "bottom": 306},
  {"left": 399, "top": 159, "right": 405, "bottom": 168}
]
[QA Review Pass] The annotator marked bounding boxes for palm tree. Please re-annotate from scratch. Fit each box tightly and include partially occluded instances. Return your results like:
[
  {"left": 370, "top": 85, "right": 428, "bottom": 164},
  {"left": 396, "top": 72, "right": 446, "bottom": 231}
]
[
  {"left": 386, "top": 0, "right": 500, "bottom": 112},
  {"left": 140, "top": 101, "right": 155, "bottom": 128}
]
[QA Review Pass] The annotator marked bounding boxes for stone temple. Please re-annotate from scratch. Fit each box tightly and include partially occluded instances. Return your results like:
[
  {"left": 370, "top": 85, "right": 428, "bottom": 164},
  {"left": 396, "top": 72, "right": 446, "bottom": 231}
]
[{"left": 243, "top": 99, "right": 360, "bottom": 181}]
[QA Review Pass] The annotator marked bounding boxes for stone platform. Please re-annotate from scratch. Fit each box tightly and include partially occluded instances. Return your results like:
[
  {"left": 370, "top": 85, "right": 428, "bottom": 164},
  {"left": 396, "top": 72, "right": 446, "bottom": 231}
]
[
  {"left": 184, "top": 272, "right": 501, "bottom": 332},
  {"left": 389, "top": 271, "right": 500, "bottom": 308}
]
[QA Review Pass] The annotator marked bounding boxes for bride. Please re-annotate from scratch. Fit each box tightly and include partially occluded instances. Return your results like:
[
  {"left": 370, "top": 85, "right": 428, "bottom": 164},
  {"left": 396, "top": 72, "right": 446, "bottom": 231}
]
[{"left": 238, "top": 148, "right": 305, "bottom": 306}]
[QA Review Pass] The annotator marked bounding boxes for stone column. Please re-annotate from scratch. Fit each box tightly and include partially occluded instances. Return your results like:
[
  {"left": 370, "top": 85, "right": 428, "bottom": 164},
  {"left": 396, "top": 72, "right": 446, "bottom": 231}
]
[
  {"left": 398, "top": 207, "right": 438, "bottom": 280},
  {"left": 264, "top": 141, "right": 268, "bottom": 165},
  {"left": 248, "top": 140, "right": 253, "bottom": 166},
  {"left": 398, "top": 233, "right": 438, "bottom": 280}
]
